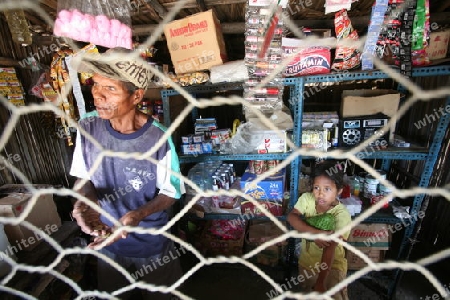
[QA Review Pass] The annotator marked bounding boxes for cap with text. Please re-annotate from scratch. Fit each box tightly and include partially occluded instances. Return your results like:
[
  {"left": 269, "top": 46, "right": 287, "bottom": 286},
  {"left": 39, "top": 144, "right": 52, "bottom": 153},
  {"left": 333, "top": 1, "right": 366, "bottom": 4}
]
[{"left": 71, "top": 47, "right": 153, "bottom": 89}]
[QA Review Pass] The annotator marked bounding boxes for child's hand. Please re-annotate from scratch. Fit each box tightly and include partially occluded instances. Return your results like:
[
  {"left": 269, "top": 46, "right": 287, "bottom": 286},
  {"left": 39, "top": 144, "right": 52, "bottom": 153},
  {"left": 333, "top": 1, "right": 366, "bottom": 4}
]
[
  {"left": 314, "top": 281, "right": 327, "bottom": 293},
  {"left": 314, "top": 238, "right": 330, "bottom": 248},
  {"left": 314, "top": 230, "right": 334, "bottom": 248}
]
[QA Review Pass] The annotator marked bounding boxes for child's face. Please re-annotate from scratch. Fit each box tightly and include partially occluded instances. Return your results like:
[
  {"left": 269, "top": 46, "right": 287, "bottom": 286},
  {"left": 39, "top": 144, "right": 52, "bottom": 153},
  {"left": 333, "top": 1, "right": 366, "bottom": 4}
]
[{"left": 312, "top": 175, "right": 343, "bottom": 210}]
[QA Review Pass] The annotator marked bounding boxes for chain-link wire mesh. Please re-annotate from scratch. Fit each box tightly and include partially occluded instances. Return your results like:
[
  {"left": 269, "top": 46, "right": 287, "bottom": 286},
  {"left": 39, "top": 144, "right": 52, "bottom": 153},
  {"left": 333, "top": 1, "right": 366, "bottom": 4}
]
[{"left": 0, "top": 0, "right": 450, "bottom": 299}]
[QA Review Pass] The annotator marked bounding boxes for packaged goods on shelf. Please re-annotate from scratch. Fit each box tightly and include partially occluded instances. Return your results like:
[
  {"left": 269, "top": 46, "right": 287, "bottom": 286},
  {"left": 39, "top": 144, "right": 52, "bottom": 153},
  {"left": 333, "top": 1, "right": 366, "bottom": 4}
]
[
  {"left": 425, "top": 28, "right": 450, "bottom": 60},
  {"left": 53, "top": 0, "right": 132, "bottom": 49},
  {"left": 209, "top": 60, "right": 249, "bottom": 84},
  {"left": 211, "top": 129, "right": 232, "bottom": 147},
  {"left": 185, "top": 194, "right": 241, "bottom": 216},
  {"left": 246, "top": 160, "right": 282, "bottom": 175},
  {"left": 282, "top": 37, "right": 334, "bottom": 76},
  {"left": 240, "top": 168, "right": 286, "bottom": 201},
  {"left": 331, "top": 9, "right": 361, "bottom": 71},
  {"left": 243, "top": 1, "right": 287, "bottom": 116},
  {"left": 162, "top": 71, "right": 210, "bottom": 88},
  {"left": 0, "top": 68, "right": 26, "bottom": 107},
  {"left": 163, "top": 10, "right": 227, "bottom": 74},
  {"left": 194, "top": 118, "right": 217, "bottom": 134},
  {"left": 301, "top": 128, "right": 329, "bottom": 151},
  {"left": 339, "top": 196, "right": 362, "bottom": 216},
  {"left": 361, "top": 0, "right": 389, "bottom": 70},
  {"left": 185, "top": 161, "right": 237, "bottom": 195},
  {"left": 199, "top": 220, "right": 246, "bottom": 257},
  {"left": 411, "top": 0, "right": 431, "bottom": 66},
  {"left": 244, "top": 220, "right": 287, "bottom": 267},
  {"left": 240, "top": 198, "right": 284, "bottom": 217},
  {"left": 346, "top": 223, "right": 390, "bottom": 270},
  {"left": 252, "top": 130, "right": 287, "bottom": 153},
  {"left": 181, "top": 142, "right": 213, "bottom": 155}
]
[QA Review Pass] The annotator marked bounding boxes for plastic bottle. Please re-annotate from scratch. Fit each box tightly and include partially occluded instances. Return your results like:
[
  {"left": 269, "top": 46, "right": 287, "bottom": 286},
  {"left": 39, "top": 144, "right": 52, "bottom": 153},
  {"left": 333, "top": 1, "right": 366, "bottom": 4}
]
[{"left": 353, "top": 177, "right": 361, "bottom": 197}]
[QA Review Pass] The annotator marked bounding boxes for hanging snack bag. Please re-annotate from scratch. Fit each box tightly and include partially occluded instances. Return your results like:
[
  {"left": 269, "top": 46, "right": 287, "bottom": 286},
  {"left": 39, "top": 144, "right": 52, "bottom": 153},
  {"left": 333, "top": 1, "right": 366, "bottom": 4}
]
[
  {"left": 411, "top": 0, "right": 430, "bottom": 66},
  {"left": 331, "top": 9, "right": 361, "bottom": 71},
  {"left": 53, "top": 0, "right": 132, "bottom": 49}
]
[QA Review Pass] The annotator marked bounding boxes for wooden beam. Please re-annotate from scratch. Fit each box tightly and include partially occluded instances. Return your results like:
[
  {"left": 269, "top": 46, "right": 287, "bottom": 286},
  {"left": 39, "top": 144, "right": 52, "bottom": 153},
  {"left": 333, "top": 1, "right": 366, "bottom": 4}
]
[
  {"left": 0, "top": 57, "right": 20, "bottom": 67},
  {"left": 164, "top": 0, "right": 245, "bottom": 10},
  {"left": 133, "top": 12, "right": 450, "bottom": 37},
  {"left": 23, "top": 11, "right": 46, "bottom": 27},
  {"left": 133, "top": 21, "right": 245, "bottom": 36},
  {"left": 196, "top": 0, "right": 208, "bottom": 12},
  {"left": 145, "top": 0, "right": 168, "bottom": 19},
  {"left": 437, "top": 2, "right": 450, "bottom": 13}
]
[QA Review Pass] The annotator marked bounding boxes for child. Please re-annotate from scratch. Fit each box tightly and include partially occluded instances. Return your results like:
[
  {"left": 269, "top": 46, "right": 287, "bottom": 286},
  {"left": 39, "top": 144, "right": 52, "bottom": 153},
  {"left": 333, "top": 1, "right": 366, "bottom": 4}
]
[{"left": 287, "top": 161, "right": 351, "bottom": 300}]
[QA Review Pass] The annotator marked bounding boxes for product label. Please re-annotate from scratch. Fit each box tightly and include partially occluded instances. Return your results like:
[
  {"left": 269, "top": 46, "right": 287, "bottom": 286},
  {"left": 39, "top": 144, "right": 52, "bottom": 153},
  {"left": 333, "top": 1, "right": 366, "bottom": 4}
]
[
  {"left": 285, "top": 54, "right": 331, "bottom": 75},
  {"left": 169, "top": 20, "right": 208, "bottom": 37}
]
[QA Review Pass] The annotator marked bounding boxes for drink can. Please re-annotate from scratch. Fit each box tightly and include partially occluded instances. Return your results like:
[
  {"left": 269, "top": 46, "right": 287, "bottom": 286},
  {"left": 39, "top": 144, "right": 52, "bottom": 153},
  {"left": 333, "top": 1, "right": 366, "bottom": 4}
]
[
  {"left": 253, "top": 160, "right": 265, "bottom": 175},
  {"left": 267, "top": 160, "right": 277, "bottom": 170}
]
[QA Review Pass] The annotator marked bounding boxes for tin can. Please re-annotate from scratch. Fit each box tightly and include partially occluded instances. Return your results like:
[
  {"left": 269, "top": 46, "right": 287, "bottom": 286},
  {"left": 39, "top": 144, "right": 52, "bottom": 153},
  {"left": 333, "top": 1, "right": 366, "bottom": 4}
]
[
  {"left": 370, "top": 194, "right": 389, "bottom": 209},
  {"left": 267, "top": 160, "right": 277, "bottom": 170},
  {"left": 248, "top": 160, "right": 255, "bottom": 174},
  {"left": 379, "top": 183, "right": 392, "bottom": 196},
  {"left": 253, "top": 160, "right": 266, "bottom": 175},
  {"left": 364, "top": 175, "right": 379, "bottom": 198}
]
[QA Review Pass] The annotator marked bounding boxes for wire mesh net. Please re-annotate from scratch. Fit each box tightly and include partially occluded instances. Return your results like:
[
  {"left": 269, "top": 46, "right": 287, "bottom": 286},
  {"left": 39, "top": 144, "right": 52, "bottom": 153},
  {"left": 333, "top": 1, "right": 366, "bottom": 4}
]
[{"left": 0, "top": 0, "right": 450, "bottom": 299}]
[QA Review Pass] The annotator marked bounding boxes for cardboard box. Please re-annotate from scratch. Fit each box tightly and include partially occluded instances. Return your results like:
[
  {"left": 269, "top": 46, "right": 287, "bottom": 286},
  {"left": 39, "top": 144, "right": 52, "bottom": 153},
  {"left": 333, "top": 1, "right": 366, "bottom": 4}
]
[
  {"left": 244, "top": 220, "right": 287, "bottom": 267},
  {"left": 426, "top": 29, "right": 450, "bottom": 60},
  {"left": 346, "top": 248, "right": 385, "bottom": 270},
  {"left": 346, "top": 223, "right": 390, "bottom": 270},
  {"left": 164, "top": 10, "right": 227, "bottom": 74},
  {"left": 240, "top": 168, "right": 286, "bottom": 200},
  {"left": 347, "top": 223, "right": 390, "bottom": 250},
  {"left": 341, "top": 89, "right": 400, "bottom": 119},
  {"left": 0, "top": 192, "right": 61, "bottom": 251}
]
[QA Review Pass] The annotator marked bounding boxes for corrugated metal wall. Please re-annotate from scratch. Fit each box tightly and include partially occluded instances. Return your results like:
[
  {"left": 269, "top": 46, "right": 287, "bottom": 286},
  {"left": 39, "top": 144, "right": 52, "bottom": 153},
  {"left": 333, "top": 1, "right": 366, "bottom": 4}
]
[{"left": 0, "top": 16, "right": 75, "bottom": 187}]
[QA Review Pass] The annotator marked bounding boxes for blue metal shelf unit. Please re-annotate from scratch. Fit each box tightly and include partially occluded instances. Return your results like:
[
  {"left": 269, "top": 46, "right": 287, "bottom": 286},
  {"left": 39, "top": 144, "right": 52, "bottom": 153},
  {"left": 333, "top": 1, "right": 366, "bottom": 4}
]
[{"left": 160, "top": 65, "right": 450, "bottom": 298}]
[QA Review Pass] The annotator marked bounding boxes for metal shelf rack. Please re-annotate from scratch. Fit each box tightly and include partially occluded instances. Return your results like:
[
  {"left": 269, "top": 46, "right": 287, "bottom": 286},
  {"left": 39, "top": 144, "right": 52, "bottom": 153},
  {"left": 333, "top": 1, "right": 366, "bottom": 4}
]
[{"left": 161, "top": 65, "right": 450, "bottom": 299}]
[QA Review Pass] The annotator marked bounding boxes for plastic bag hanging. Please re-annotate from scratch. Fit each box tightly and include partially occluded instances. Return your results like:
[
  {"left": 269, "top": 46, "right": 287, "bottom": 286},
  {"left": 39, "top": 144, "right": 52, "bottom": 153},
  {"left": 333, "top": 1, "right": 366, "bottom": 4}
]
[{"left": 53, "top": 0, "right": 133, "bottom": 49}]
